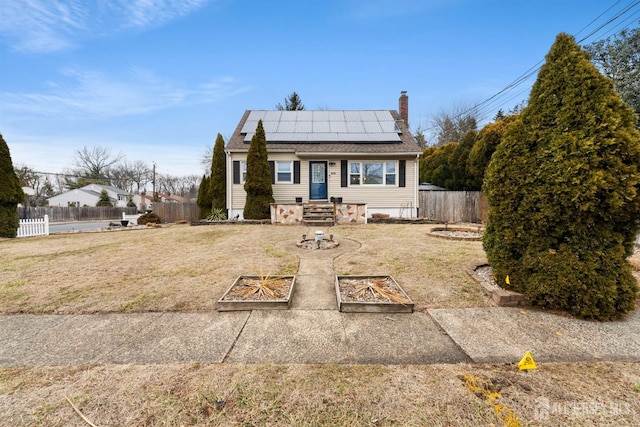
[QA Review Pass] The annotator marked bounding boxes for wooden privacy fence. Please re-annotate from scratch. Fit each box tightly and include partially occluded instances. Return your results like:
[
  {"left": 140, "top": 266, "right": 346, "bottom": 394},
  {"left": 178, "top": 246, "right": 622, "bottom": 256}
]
[
  {"left": 17, "top": 215, "right": 50, "bottom": 238},
  {"left": 152, "top": 202, "right": 198, "bottom": 223},
  {"left": 419, "top": 191, "right": 487, "bottom": 224},
  {"left": 18, "top": 206, "right": 137, "bottom": 222}
]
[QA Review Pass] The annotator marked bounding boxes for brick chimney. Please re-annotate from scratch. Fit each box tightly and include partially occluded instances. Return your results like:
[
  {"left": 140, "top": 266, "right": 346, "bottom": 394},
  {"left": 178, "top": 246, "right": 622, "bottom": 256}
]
[{"left": 399, "top": 91, "right": 408, "bottom": 127}]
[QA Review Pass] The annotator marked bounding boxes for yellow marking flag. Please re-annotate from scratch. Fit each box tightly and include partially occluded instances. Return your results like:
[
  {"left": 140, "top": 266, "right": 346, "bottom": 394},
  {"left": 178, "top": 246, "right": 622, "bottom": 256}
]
[
  {"left": 505, "top": 275, "right": 510, "bottom": 285},
  {"left": 517, "top": 351, "right": 537, "bottom": 371}
]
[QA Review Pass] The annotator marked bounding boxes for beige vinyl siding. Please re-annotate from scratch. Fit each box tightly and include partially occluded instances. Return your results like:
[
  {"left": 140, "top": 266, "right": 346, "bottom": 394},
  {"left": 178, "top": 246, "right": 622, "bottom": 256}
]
[
  {"left": 228, "top": 153, "right": 419, "bottom": 216},
  {"left": 228, "top": 152, "right": 303, "bottom": 211},
  {"left": 270, "top": 153, "right": 305, "bottom": 203},
  {"left": 332, "top": 158, "right": 418, "bottom": 210}
]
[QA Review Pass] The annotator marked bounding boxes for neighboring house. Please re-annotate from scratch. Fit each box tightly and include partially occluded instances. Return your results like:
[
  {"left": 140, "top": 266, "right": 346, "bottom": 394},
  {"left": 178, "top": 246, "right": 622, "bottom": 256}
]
[
  {"left": 419, "top": 182, "right": 446, "bottom": 191},
  {"left": 225, "top": 92, "right": 422, "bottom": 221},
  {"left": 48, "top": 184, "right": 129, "bottom": 207}
]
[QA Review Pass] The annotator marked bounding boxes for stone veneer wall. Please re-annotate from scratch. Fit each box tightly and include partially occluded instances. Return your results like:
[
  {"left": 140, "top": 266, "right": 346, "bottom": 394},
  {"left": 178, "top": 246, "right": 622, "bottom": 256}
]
[
  {"left": 335, "top": 204, "right": 367, "bottom": 224},
  {"left": 270, "top": 203, "right": 367, "bottom": 225},
  {"left": 270, "top": 204, "right": 304, "bottom": 225}
]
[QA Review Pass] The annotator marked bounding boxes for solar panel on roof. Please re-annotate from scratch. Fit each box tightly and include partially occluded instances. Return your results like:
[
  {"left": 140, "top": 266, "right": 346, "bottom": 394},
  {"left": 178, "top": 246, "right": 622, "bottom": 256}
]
[
  {"left": 294, "top": 121, "right": 313, "bottom": 132},
  {"left": 297, "top": 111, "right": 313, "bottom": 120},
  {"left": 330, "top": 121, "right": 348, "bottom": 132},
  {"left": 368, "top": 133, "right": 401, "bottom": 141},
  {"left": 343, "top": 111, "right": 361, "bottom": 121},
  {"left": 264, "top": 121, "right": 280, "bottom": 132},
  {"left": 308, "top": 133, "right": 339, "bottom": 141},
  {"left": 276, "top": 121, "right": 296, "bottom": 132},
  {"left": 312, "top": 111, "right": 329, "bottom": 121},
  {"left": 379, "top": 121, "right": 399, "bottom": 132},
  {"left": 241, "top": 120, "right": 259, "bottom": 133},
  {"left": 363, "top": 121, "right": 383, "bottom": 133},
  {"left": 241, "top": 109, "right": 403, "bottom": 143},
  {"left": 264, "top": 111, "right": 282, "bottom": 121},
  {"left": 328, "top": 111, "right": 345, "bottom": 121},
  {"left": 248, "top": 111, "right": 266, "bottom": 120},
  {"left": 346, "top": 121, "right": 365, "bottom": 132},
  {"left": 374, "top": 110, "right": 393, "bottom": 121},
  {"left": 312, "top": 121, "right": 331, "bottom": 132},
  {"left": 359, "top": 111, "right": 378, "bottom": 121}
]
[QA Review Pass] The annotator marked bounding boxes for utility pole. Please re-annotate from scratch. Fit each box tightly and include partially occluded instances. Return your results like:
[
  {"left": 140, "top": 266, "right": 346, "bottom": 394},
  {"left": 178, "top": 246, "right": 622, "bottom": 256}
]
[{"left": 152, "top": 161, "right": 159, "bottom": 202}]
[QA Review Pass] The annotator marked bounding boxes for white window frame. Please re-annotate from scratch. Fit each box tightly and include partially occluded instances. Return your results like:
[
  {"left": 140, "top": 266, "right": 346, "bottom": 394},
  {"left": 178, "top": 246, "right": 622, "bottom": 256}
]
[
  {"left": 349, "top": 161, "right": 397, "bottom": 186},
  {"left": 238, "top": 160, "right": 248, "bottom": 184},
  {"left": 276, "top": 161, "right": 293, "bottom": 184}
]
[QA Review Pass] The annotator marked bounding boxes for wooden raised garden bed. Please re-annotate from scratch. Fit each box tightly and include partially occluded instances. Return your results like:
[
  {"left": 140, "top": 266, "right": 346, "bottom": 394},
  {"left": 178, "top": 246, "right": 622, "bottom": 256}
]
[
  {"left": 217, "top": 275, "right": 296, "bottom": 311},
  {"left": 335, "top": 275, "right": 414, "bottom": 313}
]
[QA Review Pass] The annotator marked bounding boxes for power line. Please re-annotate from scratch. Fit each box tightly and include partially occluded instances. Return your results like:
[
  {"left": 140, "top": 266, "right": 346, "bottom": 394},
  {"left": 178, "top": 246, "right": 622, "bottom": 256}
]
[{"left": 420, "top": 0, "right": 640, "bottom": 137}]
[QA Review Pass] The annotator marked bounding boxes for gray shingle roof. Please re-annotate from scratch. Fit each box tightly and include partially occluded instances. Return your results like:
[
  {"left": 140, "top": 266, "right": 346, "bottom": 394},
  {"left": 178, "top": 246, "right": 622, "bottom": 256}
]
[{"left": 226, "top": 110, "right": 422, "bottom": 156}]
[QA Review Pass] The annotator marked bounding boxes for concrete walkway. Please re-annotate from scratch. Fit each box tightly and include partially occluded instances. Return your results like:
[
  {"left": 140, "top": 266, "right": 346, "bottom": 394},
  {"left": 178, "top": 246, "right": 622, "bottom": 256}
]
[{"left": 2, "top": 236, "right": 640, "bottom": 367}]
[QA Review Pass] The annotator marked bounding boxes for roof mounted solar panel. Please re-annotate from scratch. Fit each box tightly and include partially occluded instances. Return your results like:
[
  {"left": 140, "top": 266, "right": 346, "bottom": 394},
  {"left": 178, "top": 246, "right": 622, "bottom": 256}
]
[{"left": 241, "top": 109, "right": 403, "bottom": 143}]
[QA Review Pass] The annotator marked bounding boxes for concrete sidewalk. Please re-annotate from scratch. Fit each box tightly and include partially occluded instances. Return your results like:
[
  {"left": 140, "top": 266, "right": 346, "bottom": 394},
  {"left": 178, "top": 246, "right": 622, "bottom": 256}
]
[
  {"left": 2, "top": 307, "right": 639, "bottom": 367},
  {"left": 2, "top": 235, "right": 639, "bottom": 367}
]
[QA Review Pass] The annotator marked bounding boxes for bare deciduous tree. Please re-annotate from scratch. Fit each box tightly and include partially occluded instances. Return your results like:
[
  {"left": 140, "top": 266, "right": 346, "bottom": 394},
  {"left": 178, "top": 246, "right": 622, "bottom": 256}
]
[{"left": 431, "top": 104, "right": 481, "bottom": 146}]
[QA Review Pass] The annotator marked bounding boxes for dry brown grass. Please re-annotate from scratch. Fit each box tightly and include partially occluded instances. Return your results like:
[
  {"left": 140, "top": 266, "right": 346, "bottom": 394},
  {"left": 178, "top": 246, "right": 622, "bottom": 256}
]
[
  {"left": 0, "top": 224, "right": 300, "bottom": 314},
  {"left": 2, "top": 362, "right": 640, "bottom": 426},
  {"left": 333, "top": 223, "right": 491, "bottom": 310},
  {"left": 0, "top": 223, "right": 489, "bottom": 314},
  {"left": 2, "top": 223, "right": 640, "bottom": 426}
]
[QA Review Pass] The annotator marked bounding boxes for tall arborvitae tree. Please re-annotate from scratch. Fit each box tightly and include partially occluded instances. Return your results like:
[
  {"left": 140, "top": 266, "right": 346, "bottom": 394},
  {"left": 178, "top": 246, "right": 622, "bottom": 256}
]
[
  {"left": 467, "top": 114, "right": 518, "bottom": 188},
  {"left": 449, "top": 129, "right": 478, "bottom": 190},
  {"left": 0, "top": 134, "right": 24, "bottom": 238},
  {"left": 208, "top": 133, "right": 227, "bottom": 211},
  {"left": 243, "top": 120, "right": 274, "bottom": 219},
  {"left": 196, "top": 174, "right": 211, "bottom": 218},
  {"left": 483, "top": 33, "right": 640, "bottom": 320}
]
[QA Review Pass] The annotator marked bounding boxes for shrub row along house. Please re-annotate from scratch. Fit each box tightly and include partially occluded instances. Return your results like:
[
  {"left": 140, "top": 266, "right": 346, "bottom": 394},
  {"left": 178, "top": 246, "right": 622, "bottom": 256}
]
[{"left": 225, "top": 92, "right": 422, "bottom": 223}]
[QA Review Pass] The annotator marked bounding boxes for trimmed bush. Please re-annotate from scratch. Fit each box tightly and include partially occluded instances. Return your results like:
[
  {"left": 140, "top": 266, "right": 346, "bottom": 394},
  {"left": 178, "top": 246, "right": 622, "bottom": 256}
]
[
  {"left": 243, "top": 120, "right": 274, "bottom": 219},
  {"left": 137, "top": 212, "right": 161, "bottom": 225},
  {"left": 0, "top": 134, "right": 23, "bottom": 238},
  {"left": 483, "top": 33, "right": 640, "bottom": 320}
]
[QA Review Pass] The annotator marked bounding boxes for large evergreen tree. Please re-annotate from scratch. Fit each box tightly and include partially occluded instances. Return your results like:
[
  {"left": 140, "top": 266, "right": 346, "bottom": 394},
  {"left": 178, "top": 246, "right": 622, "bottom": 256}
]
[
  {"left": 243, "top": 120, "right": 274, "bottom": 219},
  {"left": 96, "top": 189, "right": 113, "bottom": 207},
  {"left": 196, "top": 174, "right": 211, "bottom": 219},
  {"left": 0, "top": 134, "right": 24, "bottom": 238},
  {"left": 276, "top": 92, "right": 305, "bottom": 111},
  {"left": 208, "top": 133, "right": 227, "bottom": 211},
  {"left": 467, "top": 115, "right": 518, "bottom": 188},
  {"left": 483, "top": 33, "right": 640, "bottom": 320}
]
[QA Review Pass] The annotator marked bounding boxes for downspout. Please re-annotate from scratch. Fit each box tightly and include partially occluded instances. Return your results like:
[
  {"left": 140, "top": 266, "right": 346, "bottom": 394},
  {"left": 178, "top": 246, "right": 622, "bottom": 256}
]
[
  {"left": 414, "top": 154, "right": 420, "bottom": 218},
  {"left": 225, "top": 150, "right": 232, "bottom": 218}
]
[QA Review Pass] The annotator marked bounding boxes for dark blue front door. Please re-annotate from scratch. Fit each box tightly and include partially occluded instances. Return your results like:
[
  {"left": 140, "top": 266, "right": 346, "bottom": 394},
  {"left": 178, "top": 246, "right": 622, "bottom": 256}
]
[{"left": 309, "top": 161, "right": 327, "bottom": 200}]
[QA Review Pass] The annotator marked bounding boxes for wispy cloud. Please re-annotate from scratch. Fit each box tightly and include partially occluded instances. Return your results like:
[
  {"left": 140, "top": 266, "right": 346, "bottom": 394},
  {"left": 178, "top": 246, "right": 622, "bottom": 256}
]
[
  {"left": 0, "top": 0, "right": 210, "bottom": 53},
  {"left": 2, "top": 67, "right": 249, "bottom": 119}
]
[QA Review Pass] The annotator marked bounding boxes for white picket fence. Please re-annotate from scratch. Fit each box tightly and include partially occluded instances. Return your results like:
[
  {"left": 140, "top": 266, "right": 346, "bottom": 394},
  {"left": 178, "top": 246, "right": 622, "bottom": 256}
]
[
  {"left": 122, "top": 212, "right": 141, "bottom": 225},
  {"left": 17, "top": 215, "right": 49, "bottom": 238}
]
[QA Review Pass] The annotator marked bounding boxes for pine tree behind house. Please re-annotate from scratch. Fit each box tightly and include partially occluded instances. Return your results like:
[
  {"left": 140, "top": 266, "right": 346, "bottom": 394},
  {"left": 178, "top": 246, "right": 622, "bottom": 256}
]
[
  {"left": 483, "top": 33, "right": 640, "bottom": 320},
  {"left": 96, "top": 189, "right": 113, "bottom": 207},
  {"left": 243, "top": 120, "right": 274, "bottom": 219}
]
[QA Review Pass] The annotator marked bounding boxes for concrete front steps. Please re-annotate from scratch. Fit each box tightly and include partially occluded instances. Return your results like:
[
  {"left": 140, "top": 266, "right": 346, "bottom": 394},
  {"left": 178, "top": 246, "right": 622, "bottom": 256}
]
[{"left": 302, "top": 203, "right": 334, "bottom": 226}]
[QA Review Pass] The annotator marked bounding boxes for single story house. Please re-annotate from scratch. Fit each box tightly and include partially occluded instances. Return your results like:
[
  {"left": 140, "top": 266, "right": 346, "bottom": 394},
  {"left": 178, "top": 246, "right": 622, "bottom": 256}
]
[
  {"left": 48, "top": 184, "right": 130, "bottom": 207},
  {"left": 225, "top": 92, "right": 422, "bottom": 223}
]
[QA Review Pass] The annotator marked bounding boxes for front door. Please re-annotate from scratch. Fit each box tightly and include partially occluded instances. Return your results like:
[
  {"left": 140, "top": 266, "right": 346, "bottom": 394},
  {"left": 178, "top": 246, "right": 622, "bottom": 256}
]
[{"left": 309, "top": 161, "right": 328, "bottom": 200}]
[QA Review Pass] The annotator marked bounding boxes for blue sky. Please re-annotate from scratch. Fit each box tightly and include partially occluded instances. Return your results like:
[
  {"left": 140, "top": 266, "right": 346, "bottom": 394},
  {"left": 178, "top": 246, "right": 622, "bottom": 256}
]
[{"left": 1, "top": 0, "right": 638, "bottom": 177}]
